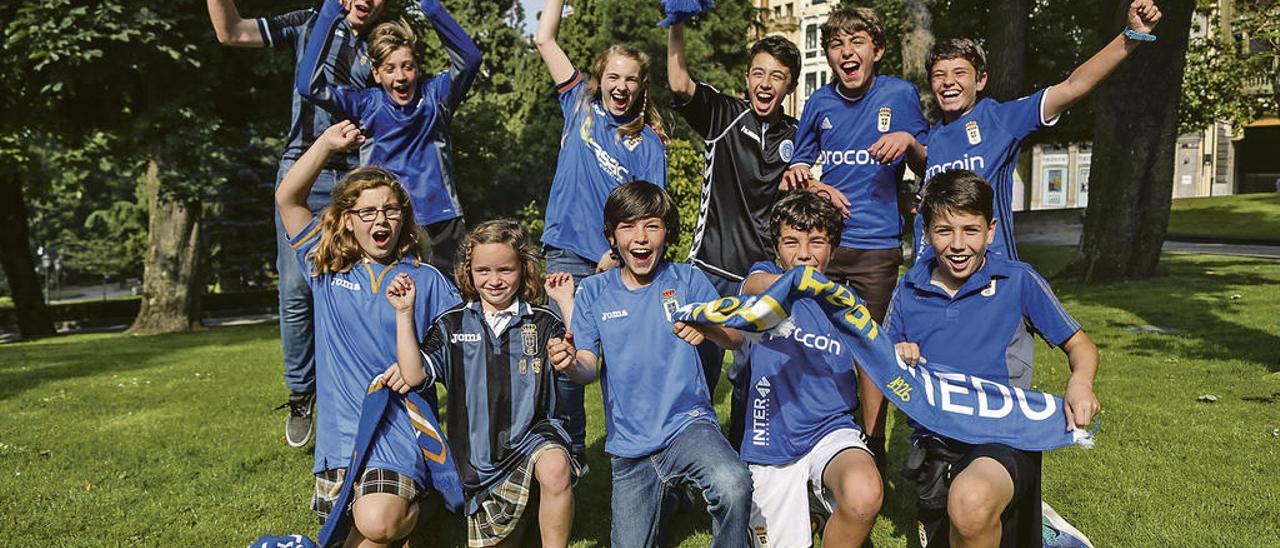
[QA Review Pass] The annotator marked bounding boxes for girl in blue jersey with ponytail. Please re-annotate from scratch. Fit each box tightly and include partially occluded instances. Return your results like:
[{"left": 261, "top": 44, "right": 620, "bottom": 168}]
[
  {"left": 532, "top": 0, "right": 670, "bottom": 466},
  {"left": 277, "top": 121, "right": 461, "bottom": 547}
]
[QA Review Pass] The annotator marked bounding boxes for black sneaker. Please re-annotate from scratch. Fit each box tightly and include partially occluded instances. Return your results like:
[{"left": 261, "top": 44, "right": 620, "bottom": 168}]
[{"left": 277, "top": 392, "right": 315, "bottom": 448}]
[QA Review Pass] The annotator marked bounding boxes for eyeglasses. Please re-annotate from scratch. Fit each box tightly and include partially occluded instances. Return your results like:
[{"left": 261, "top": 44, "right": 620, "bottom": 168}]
[{"left": 349, "top": 207, "right": 402, "bottom": 222}]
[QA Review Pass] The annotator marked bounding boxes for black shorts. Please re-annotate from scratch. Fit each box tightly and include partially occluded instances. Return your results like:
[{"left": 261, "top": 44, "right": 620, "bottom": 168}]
[
  {"left": 904, "top": 437, "right": 1041, "bottom": 548},
  {"left": 422, "top": 216, "right": 466, "bottom": 275}
]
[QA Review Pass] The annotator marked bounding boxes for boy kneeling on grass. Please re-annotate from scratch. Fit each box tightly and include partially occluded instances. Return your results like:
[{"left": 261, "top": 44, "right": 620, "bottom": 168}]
[
  {"left": 737, "top": 191, "right": 884, "bottom": 547},
  {"left": 559, "top": 181, "right": 753, "bottom": 548},
  {"left": 884, "top": 169, "right": 1101, "bottom": 547}
]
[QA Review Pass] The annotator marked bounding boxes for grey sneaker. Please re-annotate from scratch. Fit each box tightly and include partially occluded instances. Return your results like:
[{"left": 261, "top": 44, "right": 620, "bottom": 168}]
[{"left": 278, "top": 392, "right": 315, "bottom": 448}]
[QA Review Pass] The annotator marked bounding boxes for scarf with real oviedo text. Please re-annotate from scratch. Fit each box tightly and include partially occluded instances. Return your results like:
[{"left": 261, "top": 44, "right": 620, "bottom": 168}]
[
  {"left": 674, "top": 266, "right": 1096, "bottom": 452},
  {"left": 250, "top": 377, "right": 463, "bottom": 548}
]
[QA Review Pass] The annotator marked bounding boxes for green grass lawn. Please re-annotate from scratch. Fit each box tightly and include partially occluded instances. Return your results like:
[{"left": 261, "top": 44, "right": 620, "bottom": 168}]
[
  {"left": 1168, "top": 193, "right": 1280, "bottom": 243},
  {"left": 2, "top": 249, "right": 1279, "bottom": 546}
]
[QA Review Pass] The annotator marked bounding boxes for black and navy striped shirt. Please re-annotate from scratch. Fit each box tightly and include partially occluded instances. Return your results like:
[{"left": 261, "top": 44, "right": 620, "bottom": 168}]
[
  {"left": 258, "top": 9, "right": 374, "bottom": 169},
  {"left": 419, "top": 301, "right": 572, "bottom": 514}
]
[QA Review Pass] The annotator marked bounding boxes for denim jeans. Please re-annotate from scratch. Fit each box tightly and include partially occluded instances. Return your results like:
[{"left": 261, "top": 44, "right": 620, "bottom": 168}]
[
  {"left": 274, "top": 158, "right": 341, "bottom": 395},
  {"left": 543, "top": 246, "right": 597, "bottom": 461},
  {"left": 609, "top": 420, "right": 753, "bottom": 548}
]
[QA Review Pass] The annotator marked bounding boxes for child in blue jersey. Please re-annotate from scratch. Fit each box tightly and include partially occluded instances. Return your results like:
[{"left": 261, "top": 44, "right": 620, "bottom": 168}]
[
  {"left": 911, "top": 0, "right": 1163, "bottom": 262},
  {"left": 780, "top": 5, "right": 930, "bottom": 467},
  {"left": 207, "top": 0, "right": 391, "bottom": 449},
  {"left": 533, "top": 0, "right": 670, "bottom": 466},
  {"left": 298, "top": 0, "right": 482, "bottom": 274},
  {"left": 884, "top": 170, "right": 1100, "bottom": 548},
  {"left": 737, "top": 192, "right": 883, "bottom": 547},
  {"left": 276, "top": 121, "right": 461, "bottom": 547},
  {"left": 557, "top": 181, "right": 752, "bottom": 548},
  {"left": 392, "top": 220, "right": 581, "bottom": 547}
]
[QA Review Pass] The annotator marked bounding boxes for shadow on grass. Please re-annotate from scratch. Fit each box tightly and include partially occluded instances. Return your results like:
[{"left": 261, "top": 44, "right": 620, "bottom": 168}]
[
  {"left": 0, "top": 325, "right": 279, "bottom": 402},
  {"left": 1023, "top": 249, "right": 1280, "bottom": 374}
]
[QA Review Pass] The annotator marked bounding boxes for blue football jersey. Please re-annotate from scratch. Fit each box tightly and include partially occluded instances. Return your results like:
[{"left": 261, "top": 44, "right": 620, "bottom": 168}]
[
  {"left": 570, "top": 262, "right": 721, "bottom": 457},
  {"left": 917, "top": 89, "right": 1058, "bottom": 261},
  {"left": 298, "top": 0, "right": 482, "bottom": 226},
  {"left": 541, "top": 72, "right": 669, "bottom": 264},
  {"left": 289, "top": 218, "right": 462, "bottom": 481},
  {"left": 792, "top": 76, "right": 929, "bottom": 249}
]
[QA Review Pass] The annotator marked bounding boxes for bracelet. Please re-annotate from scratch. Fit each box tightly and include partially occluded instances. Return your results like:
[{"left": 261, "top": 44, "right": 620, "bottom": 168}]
[{"left": 1123, "top": 26, "right": 1157, "bottom": 42}]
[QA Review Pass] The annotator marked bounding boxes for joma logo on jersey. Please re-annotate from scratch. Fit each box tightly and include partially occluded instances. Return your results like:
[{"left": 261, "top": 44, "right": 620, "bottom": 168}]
[
  {"left": 450, "top": 333, "right": 482, "bottom": 343},
  {"left": 924, "top": 153, "right": 987, "bottom": 179},
  {"left": 601, "top": 310, "right": 629, "bottom": 321},
  {"left": 751, "top": 377, "right": 772, "bottom": 446},
  {"left": 332, "top": 279, "right": 361, "bottom": 292}
]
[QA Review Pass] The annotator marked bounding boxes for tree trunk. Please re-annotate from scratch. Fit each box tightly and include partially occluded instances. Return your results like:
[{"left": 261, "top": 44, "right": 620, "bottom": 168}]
[
  {"left": 901, "top": 0, "right": 936, "bottom": 92},
  {"left": 0, "top": 181, "right": 56, "bottom": 339},
  {"left": 126, "top": 160, "right": 203, "bottom": 335},
  {"left": 1063, "top": 0, "right": 1195, "bottom": 283},
  {"left": 985, "top": 0, "right": 1028, "bottom": 101}
]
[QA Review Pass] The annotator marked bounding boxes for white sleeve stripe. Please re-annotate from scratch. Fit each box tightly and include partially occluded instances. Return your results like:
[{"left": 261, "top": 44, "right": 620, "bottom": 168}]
[
  {"left": 257, "top": 18, "right": 272, "bottom": 47},
  {"left": 420, "top": 350, "right": 440, "bottom": 384},
  {"left": 1028, "top": 270, "right": 1080, "bottom": 333},
  {"left": 1038, "top": 89, "right": 1061, "bottom": 127}
]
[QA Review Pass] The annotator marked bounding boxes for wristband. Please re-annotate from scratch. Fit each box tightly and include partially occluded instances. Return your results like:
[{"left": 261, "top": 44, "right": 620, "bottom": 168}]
[{"left": 1123, "top": 26, "right": 1157, "bottom": 42}]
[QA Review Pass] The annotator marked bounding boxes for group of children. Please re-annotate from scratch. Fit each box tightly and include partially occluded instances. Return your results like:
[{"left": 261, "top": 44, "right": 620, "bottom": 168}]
[{"left": 209, "top": 0, "right": 1163, "bottom": 546}]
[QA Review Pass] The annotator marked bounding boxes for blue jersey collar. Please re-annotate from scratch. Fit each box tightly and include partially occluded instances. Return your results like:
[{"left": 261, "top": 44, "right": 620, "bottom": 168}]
[{"left": 906, "top": 253, "right": 1010, "bottom": 299}]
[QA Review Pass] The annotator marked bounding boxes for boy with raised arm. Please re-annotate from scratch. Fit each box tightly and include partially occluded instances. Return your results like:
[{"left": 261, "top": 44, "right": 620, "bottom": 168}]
[
  {"left": 561, "top": 181, "right": 753, "bottom": 548},
  {"left": 779, "top": 5, "right": 930, "bottom": 465},
  {"left": 912, "top": 0, "right": 1162, "bottom": 263},
  {"left": 206, "top": 0, "right": 389, "bottom": 448},
  {"left": 885, "top": 169, "right": 1100, "bottom": 547},
  {"left": 298, "top": 0, "right": 482, "bottom": 274},
  {"left": 667, "top": 23, "right": 801, "bottom": 297}
]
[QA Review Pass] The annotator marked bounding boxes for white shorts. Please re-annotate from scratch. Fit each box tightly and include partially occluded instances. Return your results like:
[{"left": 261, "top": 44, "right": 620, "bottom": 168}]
[{"left": 747, "top": 427, "right": 870, "bottom": 548}]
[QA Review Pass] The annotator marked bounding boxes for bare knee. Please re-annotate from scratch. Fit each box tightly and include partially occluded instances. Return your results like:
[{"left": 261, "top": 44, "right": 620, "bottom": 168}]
[
  {"left": 535, "top": 450, "right": 572, "bottom": 494},
  {"left": 828, "top": 451, "right": 883, "bottom": 524},
  {"left": 947, "top": 479, "right": 1005, "bottom": 538},
  {"left": 352, "top": 493, "right": 417, "bottom": 544}
]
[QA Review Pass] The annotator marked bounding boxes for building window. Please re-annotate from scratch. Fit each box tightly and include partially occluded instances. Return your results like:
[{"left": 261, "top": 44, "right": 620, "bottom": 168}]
[
  {"left": 805, "top": 24, "right": 818, "bottom": 58},
  {"left": 805, "top": 72, "right": 818, "bottom": 98},
  {"left": 1078, "top": 166, "right": 1090, "bottom": 207}
]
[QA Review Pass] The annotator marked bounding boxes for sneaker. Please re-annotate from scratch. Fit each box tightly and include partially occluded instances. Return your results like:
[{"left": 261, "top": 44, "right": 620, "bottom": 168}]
[{"left": 277, "top": 392, "right": 315, "bottom": 448}]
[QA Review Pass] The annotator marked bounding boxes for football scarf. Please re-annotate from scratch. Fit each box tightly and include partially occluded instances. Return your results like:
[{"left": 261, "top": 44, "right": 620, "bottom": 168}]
[
  {"left": 251, "top": 377, "right": 462, "bottom": 548},
  {"left": 658, "top": 0, "right": 714, "bottom": 26},
  {"left": 674, "top": 266, "right": 1097, "bottom": 452}
]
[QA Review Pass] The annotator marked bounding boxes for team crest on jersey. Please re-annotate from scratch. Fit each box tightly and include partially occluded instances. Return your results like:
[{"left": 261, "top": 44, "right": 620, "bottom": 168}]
[
  {"left": 661, "top": 289, "right": 679, "bottom": 322},
  {"left": 779, "top": 139, "right": 794, "bottom": 163},
  {"left": 753, "top": 526, "right": 770, "bottom": 546},
  {"left": 966, "top": 120, "right": 982, "bottom": 145},
  {"left": 531, "top": 358, "right": 543, "bottom": 374},
  {"left": 981, "top": 279, "right": 998, "bottom": 297},
  {"left": 522, "top": 323, "right": 539, "bottom": 356},
  {"left": 877, "top": 106, "right": 892, "bottom": 133},
  {"left": 623, "top": 133, "right": 644, "bottom": 151}
]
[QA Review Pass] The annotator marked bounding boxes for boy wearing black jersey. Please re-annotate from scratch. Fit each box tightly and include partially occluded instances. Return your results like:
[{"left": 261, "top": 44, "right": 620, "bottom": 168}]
[{"left": 667, "top": 23, "right": 802, "bottom": 296}]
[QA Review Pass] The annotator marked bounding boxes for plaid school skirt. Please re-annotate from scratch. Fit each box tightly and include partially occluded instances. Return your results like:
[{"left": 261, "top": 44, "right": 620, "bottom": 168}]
[
  {"left": 466, "top": 443, "right": 582, "bottom": 547},
  {"left": 311, "top": 467, "right": 423, "bottom": 524}
]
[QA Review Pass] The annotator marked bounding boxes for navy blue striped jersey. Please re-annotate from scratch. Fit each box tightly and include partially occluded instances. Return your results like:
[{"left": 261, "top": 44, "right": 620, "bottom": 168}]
[
  {"left": 288, "top": 217, "right": 461, "bottom": 482},
  {"left": 740, "top": 261, "right": 862, "bottom": 465},
  {"left": 541, "top": 71, "right": 668, "bottom": 263},
  {"left": 298, "top": 0, "right": 482, "bottom": 226},
  {"left": 258, "top": 8, "right": 373, "bottom": 169},
  {"left": 419, "top": 301, "right": 572, "bottom": 514},
  {"left": 916, "top": 89, "right": 1058, "bottom": 261},
  {"left": 791, "top": 76, "right": 929, "bottom": 249},
  {"left": 674, "top": 82, "right": 797, "bottom": 282}
]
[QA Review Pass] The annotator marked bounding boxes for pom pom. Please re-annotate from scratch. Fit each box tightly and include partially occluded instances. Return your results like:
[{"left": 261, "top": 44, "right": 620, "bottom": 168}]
[{"left": 658, "top": 0, "right": 714, "bottom": 27}]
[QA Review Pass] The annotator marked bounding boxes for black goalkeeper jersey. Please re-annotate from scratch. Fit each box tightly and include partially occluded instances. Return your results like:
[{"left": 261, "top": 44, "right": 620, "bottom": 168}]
[{"left": 674, "top": 82, "right": 798, "bottom": 282}]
